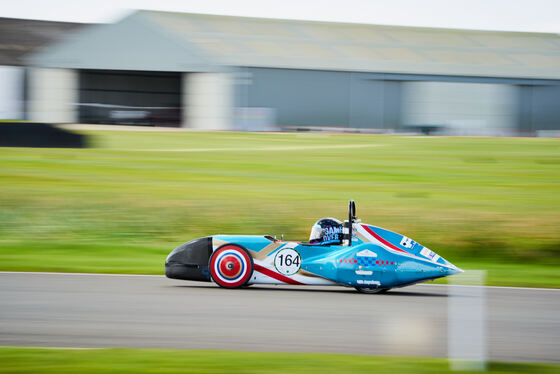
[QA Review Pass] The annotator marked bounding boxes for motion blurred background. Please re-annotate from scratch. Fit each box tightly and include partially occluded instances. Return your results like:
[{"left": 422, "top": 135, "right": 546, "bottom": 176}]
[
  {"left": 1, "top": 0, "right": 559, "bottom": 285},
  {"left": 2, "top": 5, "right": 560, "bottom": 135},
  {"left": 0, "top": 1, "right": 559, "bottom": 371}
]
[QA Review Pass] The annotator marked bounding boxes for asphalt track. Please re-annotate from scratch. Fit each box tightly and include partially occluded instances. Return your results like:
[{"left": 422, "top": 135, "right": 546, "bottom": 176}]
[{"left": 0, "top": 272, "right": 558, "bottom": 363}]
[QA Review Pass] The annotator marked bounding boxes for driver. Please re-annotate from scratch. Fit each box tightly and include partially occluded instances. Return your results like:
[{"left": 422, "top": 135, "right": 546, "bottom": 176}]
[{"left": 309, "top": 218, "right": 343, "bottom": 245}]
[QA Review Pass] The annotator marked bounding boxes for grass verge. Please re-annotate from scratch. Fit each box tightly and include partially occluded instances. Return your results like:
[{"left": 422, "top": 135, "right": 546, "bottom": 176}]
[
  {"left": 0, "top": 242, "right": 558, "bottom": 288},
  {"left": 0, "top": 347, "right": 558, "bottom": 374},
  {"left": 1, "top": 131, "right": 559, "bottom": 287}
]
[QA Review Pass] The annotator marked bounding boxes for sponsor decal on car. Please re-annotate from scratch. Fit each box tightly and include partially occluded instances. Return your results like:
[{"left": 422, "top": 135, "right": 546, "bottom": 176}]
[
  {"left": 355, "top": 270, "right": 373, "bottom": 275},
  {"left": 356, "top": 249, "right": 377, "bottom": 258},
  {"left": 400, "top": 236, "right": 416, "bottom": 249},
  {"left": 420, "top": 247, "right": 440, "bottom": 262}
]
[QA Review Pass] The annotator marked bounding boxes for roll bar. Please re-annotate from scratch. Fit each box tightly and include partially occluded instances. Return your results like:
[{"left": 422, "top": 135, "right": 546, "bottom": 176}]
[
  {"left": 349, "top": 200, "right": 356, "bottom": 223},
  {"left": 343, "top": 200, "right": 356, "bottom": 246}
]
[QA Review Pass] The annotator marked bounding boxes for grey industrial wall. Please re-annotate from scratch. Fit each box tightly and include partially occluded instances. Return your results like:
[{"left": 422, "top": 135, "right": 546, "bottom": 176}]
[
  {"left": 239, "top": 67, "right": 400, "bottom": 129},
  {"left": 400, "top": 81, "right": 519, "bottom": 136},
  {"left": 519, "top": 85, "right": 560, "bottom": 132},
  {"left": 239, "top": 67, "right": 560, "bottom": 134}
]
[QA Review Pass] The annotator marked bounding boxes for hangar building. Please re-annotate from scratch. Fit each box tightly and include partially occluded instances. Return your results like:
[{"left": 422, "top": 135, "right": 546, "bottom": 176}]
[
  {"left": 27, "top": 10, "right": 560, "bottom": 135},
  {"left": 0, "top": 17, "right": 84, "bottom": 120}
]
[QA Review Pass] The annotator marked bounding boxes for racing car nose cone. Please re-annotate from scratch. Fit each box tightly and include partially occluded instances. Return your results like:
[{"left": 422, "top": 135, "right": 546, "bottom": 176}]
[{"left": 447, "top": 265, "right": 464, "bottom": 276}]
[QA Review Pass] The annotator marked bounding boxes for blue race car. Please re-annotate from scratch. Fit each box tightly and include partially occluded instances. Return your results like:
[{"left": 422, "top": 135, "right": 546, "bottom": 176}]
[{"left": 165, "top": 201, "right": 462, "bottom": 293}]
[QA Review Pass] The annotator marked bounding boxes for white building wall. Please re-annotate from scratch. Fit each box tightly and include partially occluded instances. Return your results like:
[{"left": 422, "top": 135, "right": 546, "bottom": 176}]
[
  {"left": 183, "top": 72, "right": 233, "bottom": 130},
  {"left": 401, "top": 81, "right": 519, "bottom": 136},
  {"left": 28, "top": 68, "right": 78, "bottom": 123},
  {"left": 0, "top": 66, "right": 25, "bottom": 120}
]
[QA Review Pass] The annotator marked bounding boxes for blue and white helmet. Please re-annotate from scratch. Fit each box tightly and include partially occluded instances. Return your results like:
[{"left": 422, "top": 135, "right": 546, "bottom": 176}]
[{"left": 309, "top": 217, "right": 343, "bottom": 244}]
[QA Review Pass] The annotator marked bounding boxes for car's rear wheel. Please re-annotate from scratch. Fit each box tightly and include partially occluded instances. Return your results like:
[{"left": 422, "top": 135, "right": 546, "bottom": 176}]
[
  {"left": 355, "top": 287, "right": 391, "bottom": 294},
  {"left": 209, "top": 244, "right": 253, "bottom": 288}
]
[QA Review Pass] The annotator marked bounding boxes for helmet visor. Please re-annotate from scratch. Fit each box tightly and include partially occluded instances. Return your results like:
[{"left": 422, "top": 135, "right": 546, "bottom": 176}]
[{"left": 309, "top": 224, "right": 324, "bottom": 242}]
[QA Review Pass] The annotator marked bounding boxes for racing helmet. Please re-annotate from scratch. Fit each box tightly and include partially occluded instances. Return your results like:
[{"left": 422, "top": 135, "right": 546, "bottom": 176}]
[{"left": 309, "top": 218, "right": 343, "bottom": 245}]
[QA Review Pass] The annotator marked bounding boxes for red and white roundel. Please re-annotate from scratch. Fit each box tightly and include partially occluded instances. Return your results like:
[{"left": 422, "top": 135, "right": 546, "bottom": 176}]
[{"left": 209, "top": 244, "right": 253, "bottom": 288}]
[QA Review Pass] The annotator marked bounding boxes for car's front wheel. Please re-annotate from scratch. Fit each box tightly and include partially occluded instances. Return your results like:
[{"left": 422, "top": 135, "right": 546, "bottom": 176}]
[
  {"left": 355, "top": 287, "right": 391, "bottom": 294},
  {"left": 209, "top": 244, "right": 254, "bottom": 288}
]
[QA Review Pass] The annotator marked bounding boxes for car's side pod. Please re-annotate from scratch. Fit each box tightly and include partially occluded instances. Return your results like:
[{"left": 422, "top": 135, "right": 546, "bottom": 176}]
[{"left": 165, "top": 237, "right": 213, "bottom": 281}]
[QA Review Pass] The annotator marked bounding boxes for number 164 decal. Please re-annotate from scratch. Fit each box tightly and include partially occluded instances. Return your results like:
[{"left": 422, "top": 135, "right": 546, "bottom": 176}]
[{"left": 274, "top": 247, "right": 301, "bottom": 276}]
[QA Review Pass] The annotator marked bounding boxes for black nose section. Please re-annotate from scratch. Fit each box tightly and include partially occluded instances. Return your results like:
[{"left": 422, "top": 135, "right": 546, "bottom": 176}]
[{"left": 165, "top": 237, "right": 213, "bottom": 281}]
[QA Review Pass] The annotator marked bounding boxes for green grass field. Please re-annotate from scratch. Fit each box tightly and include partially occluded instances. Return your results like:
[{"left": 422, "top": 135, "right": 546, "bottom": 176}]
[
  {"left": 1, "top": 131, "right": 559, "bottom": 287},
  {"left": 0, "top": 348, "right": 558, "bottom": 374}
]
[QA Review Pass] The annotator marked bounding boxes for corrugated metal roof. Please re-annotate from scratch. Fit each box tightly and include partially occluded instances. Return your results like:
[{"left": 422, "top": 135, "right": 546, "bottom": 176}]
[
  {"left": 30, "top": 10, "right": 560, "bottom": 79},
  {"left": 27, "top": 14, "right": 222, "bottom": 72}
]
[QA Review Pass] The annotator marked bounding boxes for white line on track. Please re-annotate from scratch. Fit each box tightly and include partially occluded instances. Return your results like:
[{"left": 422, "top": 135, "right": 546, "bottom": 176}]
[
  {"left": 417, "top": 283, "right": 560, "bottom": 292},
  {"left": 104, "top": 144, "right": 385, "bottom": 152},
  {"left": 1, "top": 271, "right": 558, "bottom": 291},
  {"left": 0, "top": 346, "right": 102, "bottom": 350},
  {"left": 0, "top": 271, "right": 163, "bottom": 278}
]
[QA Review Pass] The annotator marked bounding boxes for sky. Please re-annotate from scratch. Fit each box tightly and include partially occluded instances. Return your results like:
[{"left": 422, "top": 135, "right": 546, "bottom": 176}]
[{"left": 1, "top": 0, "right": 559, "bottom": 33}]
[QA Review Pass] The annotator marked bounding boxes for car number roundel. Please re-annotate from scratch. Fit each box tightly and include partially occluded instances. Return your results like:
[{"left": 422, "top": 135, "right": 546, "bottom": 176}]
[{"left": 274, "top": 248, "right": 301, "bottom": 276}]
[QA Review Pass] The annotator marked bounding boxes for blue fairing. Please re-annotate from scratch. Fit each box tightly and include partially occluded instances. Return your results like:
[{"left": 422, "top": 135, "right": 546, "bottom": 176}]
[
  {"left": 215, "top": 235, "right": 275, "bottom": 252},
  {"left": 213, "top": 223, "right": 462, "bottom": 289}
]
